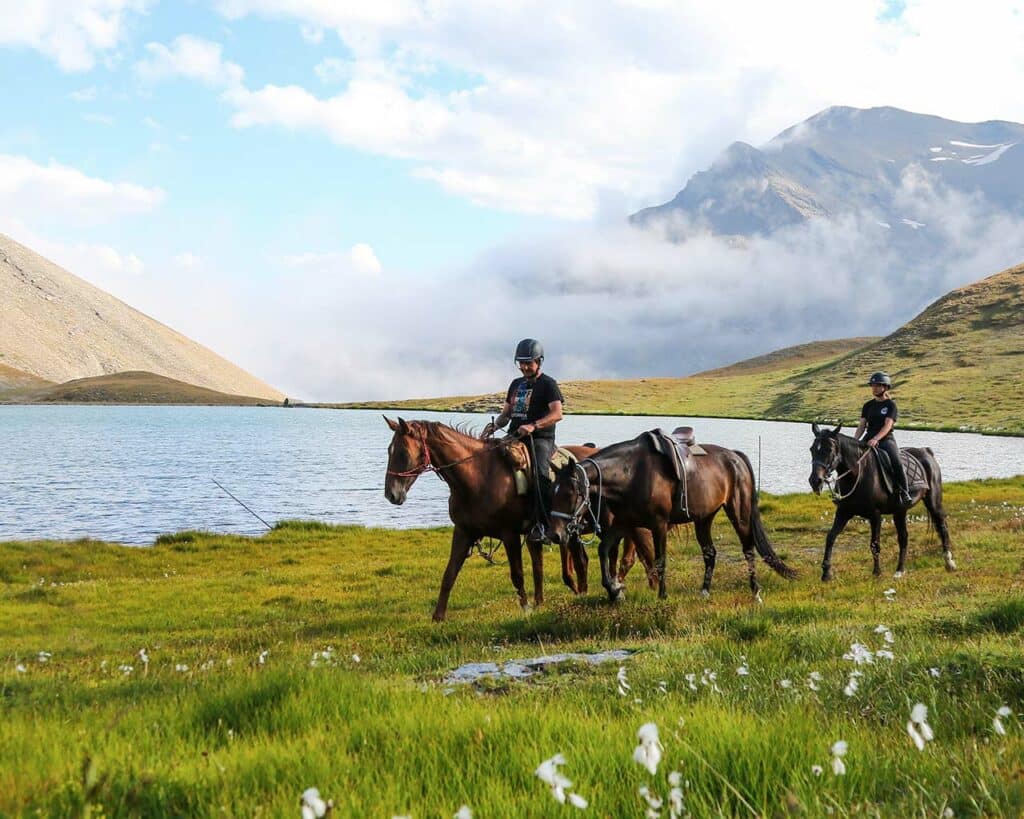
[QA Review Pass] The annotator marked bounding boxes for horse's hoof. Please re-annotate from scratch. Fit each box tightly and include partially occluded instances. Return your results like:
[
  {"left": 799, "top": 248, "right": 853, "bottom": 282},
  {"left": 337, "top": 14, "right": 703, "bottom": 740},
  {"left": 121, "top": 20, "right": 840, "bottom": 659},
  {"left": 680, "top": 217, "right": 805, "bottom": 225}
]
[
  {"left": 700, "top": 589, "right": 710, "bottom": 599},
  {"left": 432, "top": 612, "right": 446, "bottom": 623},
  {"left": 821, "top": 573, "right": 833, "bottom": 583},
  {"left": 945, "top": 558, "right": 957, "bottom": 572},
  {"left": 754, "top": 591, "right": 764, "bottom": 605},
  {"left": 893, "top": 571, "right": 904, "bottom": 579}
]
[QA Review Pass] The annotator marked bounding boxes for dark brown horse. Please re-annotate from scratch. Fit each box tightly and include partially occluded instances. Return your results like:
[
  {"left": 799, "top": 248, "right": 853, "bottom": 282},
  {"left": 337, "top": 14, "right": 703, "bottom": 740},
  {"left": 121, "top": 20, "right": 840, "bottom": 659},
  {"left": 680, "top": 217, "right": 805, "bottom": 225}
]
[
  {"left": 383, "top": 418, "right": 655, "bottom": 621},
  {"left": 548, "top": 435, "right": 797, "bottom": 602},
  {"left": 808, "top": 423, "right": 955, "bottom": 580}
]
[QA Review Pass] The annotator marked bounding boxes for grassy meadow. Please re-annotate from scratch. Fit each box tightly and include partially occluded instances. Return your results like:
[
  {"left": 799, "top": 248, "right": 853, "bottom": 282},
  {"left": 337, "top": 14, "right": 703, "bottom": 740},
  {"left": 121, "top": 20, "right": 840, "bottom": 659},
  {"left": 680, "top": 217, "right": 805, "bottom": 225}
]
[{"left": 2, "top": 477, "right": 1024, "bottom": 817}]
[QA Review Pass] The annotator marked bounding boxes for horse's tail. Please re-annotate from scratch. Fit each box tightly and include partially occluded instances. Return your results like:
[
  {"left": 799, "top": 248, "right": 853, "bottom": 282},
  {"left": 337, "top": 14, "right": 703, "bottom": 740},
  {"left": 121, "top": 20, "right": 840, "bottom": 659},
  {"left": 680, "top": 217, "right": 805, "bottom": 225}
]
[{"left": 734, "top": 450, "right": 798, "bottom": 580}]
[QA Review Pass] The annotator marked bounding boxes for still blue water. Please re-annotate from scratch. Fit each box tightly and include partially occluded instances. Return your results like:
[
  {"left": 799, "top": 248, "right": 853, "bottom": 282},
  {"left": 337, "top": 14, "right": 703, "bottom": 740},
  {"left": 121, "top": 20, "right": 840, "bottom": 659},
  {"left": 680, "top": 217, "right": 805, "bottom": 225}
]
[{"left": 1, "top": 406, "right": 1021, "bottom": 544}]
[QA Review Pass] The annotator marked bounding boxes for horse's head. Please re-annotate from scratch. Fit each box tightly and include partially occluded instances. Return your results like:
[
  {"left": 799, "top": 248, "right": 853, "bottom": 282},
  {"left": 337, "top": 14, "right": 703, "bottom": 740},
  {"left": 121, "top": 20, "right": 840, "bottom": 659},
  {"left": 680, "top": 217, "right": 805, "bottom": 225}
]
[
  {"left": 808, "top": 421, "right": 843, "bottom": 494},
  {"left": 383, "top": 416, "right": 428, "bottom": 505},
  {"left": 548, "top": 460, "right": 588, "bottom": 545}
]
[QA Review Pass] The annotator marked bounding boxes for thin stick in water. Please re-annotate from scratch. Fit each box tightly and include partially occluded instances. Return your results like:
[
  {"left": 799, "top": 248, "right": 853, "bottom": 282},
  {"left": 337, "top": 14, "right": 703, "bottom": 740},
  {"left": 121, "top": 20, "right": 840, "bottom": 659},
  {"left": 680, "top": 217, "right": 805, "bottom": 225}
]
[{"left": 211, "top": 478, "right": 273, "bottom": 530}]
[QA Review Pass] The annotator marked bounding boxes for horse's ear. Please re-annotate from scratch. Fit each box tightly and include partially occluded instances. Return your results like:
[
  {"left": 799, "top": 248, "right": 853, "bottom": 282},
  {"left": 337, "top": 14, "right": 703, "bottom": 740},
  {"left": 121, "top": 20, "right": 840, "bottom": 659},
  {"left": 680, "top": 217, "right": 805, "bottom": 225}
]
[
  {"left": 833, "top": 422, "right": 842, "bottom": 434},
  {"left": 397, "top": 417, "right": 410, "bottom": 434},
  {"left": 811, "top": 422, "right": 821, "bottom": 436},
  {"left": 384, "top": 415, "right": 399, "bottom": 431}
]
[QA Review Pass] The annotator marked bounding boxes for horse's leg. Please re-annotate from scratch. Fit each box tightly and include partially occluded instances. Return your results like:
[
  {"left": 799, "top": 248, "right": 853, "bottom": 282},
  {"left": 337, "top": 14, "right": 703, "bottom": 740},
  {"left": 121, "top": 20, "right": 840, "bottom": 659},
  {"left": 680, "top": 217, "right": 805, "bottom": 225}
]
[
  {"left": 893, "top": 508, "right": 909, "bottom": 577},
  {"left": 526, "top": 535, "right": 544, "bottom": 608},
  {"left": 617, "top": 535, "right": 637, "bottom": 586},
  {"left": 653, "top": 520, "right": 669, "bottom": 600},
  {"left": 559, "top": 540, "right": 580, "bottom": 595},
  {"left": 433, "top": 527, "right": 475, "bottom": 622},
  {"left": 869, "top": 512, "right": 883, "bottom": 577},
  {"left": 822, "top": 508, "right": 853, "bottom": 582},
  {"left": 723, "top": 500, "right": 761, "bottom": 601},
  {"left": 505, "top": 535, "right": 529, "bottom": 611},
  {"left": 923, "top": 486, "right": 956, "bottom": 571},
  {"left": 599, "top": 529, "right": 625, "bottom": 602},
  {"left": 694, "top": 517, "right": 717, "bottom": 597},
  {"left": 573, "top": 535, "right": 589, "bottom": 594}
]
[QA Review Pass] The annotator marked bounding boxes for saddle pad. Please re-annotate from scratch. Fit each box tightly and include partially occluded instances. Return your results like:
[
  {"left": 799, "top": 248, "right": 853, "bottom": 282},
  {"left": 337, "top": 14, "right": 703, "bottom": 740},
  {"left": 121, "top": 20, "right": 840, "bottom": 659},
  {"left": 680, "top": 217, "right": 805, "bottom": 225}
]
[
  {"left": 875, "top": 449, "right": 927, "bottom": 494},
  {"left": 513, "top": 446, "right": 577, "bottom": 496}
]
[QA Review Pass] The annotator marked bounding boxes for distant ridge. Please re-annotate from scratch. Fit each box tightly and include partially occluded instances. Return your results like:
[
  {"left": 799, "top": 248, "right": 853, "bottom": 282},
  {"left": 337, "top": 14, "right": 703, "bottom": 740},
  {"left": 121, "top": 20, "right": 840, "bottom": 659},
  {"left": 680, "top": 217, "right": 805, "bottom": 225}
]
[
  {"left": 5, "top": 370, "right": 272, "bottom": 405},
  {"left": 332, "top": 260, "right": 1024, "bottom": 434},
  {"left": 0, "top": 233, "right": 283, "bottom": 401}
]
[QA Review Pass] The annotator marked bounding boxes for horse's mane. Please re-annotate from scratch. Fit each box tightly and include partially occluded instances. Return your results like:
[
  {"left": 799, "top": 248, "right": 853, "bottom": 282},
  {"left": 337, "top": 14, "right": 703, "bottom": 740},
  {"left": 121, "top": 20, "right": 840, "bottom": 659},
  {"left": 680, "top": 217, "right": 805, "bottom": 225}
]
[{"left": 418, "top": 420, "right": 484, "bottom": 446}]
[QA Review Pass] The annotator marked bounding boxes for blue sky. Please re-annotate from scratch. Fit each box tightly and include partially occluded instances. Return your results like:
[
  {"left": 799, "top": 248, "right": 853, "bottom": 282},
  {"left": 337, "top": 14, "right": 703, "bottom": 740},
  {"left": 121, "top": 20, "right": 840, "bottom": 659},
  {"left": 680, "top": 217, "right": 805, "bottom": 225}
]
[{"left": 2, "top": 1, "right": 1023, "bottom": 400}]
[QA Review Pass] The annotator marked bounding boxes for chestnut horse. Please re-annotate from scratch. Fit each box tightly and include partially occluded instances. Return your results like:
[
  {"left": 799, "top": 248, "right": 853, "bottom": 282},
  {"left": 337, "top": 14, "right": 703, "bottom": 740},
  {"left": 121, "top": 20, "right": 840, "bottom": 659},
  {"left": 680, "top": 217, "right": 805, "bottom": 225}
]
[
  {"left": 383, "top": 418, "right": 654, "bottom": 621},
  {"left": 549, "top": 434, "right": 797, "bottom": 602},
  {"left": 807, "top": 423, "right": 954, "bottom": 580}
]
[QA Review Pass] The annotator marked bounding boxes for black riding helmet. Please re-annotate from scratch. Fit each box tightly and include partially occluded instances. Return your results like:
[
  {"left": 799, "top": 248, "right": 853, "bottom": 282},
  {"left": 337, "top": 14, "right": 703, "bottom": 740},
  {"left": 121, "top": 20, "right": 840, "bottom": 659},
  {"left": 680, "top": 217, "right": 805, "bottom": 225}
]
[
  {"left": 515, "top": 338, "right": 544, "bottom": 363},
  {"left": 868, "top": 371, "right": 892, "bottom": 387}
]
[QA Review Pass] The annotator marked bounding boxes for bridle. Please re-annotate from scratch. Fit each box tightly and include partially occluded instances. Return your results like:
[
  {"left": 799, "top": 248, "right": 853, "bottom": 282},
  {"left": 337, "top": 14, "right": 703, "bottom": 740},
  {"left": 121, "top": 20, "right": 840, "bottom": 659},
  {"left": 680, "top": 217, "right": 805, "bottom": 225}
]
[
  {"left": 386, "top": 426, "right": 520, "bottom": 478},
  {"left": 812, "top": 436, "right": 871, "bottom": 502},
  {"left": 550, "top": 458, "right": 603, "bottom": 543}
]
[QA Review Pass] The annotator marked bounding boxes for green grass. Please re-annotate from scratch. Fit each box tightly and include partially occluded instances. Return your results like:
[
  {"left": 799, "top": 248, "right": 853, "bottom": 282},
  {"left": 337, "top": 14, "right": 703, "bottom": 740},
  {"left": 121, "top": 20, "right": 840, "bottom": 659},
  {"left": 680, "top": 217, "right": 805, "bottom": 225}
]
[{"left": 2, "top": 478, "right": 1023, "bottom": 817}]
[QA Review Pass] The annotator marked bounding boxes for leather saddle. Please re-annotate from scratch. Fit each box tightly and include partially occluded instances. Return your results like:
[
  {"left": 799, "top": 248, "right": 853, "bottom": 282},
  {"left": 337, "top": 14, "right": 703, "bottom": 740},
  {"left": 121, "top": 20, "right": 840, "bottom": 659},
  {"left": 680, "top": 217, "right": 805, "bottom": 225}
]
[
  {"left": 642, "top": 427, "right": 707, "bottom": 514},
  {"left": 501, "top": 439, "right": 576, "bottom": 497},
  {"left": 873, "top": 447, "right": 928, "bottom": 496}
]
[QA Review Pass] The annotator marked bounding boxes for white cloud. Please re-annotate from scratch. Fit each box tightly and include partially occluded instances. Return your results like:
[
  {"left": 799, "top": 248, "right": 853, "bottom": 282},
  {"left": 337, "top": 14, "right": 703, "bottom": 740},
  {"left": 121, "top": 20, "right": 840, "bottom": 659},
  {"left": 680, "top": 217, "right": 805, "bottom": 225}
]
[
  {"left": 82, "top": 113, "right": 114, "bottom": 126},
  {"left": 0, "top": 0, "right": 147, "bottom": 72},
  {"left": 70, "top": 86, "right": 98, "bottom": 102},
  {"left": 0, "top": 154, "right": 164, "bottom": 224},
  {"left": 313, "top": 56, "right": 351, "bottom": 84},
  {"left": 349, "top": 243, "right": 381, "bottom": 275},
  {"left": 174, "top": 252, "right": 201, "bottom": 269},
  {"left": 135, "top": 35, "right": 244, "bottom": 89},
  {"left": 169, "top": 1, "right": 1024, "bottom": 221}
]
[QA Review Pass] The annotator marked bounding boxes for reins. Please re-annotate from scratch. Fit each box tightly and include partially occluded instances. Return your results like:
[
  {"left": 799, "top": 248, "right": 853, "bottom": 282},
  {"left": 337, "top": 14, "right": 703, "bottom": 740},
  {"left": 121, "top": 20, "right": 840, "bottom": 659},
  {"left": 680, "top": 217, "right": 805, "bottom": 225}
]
[
  {"left": 386, "top": 427, "right": 520, "bottom": 478},
  {"left": 816, "top": 445, "right": 873, "bottom": 502}
]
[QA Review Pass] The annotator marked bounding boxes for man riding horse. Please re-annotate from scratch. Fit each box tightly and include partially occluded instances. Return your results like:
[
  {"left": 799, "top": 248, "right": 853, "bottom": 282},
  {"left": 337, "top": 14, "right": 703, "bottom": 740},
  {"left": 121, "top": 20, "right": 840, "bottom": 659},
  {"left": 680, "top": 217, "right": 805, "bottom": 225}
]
[{"left": 481, "top": 338, "right": 563, "bottom": 542}]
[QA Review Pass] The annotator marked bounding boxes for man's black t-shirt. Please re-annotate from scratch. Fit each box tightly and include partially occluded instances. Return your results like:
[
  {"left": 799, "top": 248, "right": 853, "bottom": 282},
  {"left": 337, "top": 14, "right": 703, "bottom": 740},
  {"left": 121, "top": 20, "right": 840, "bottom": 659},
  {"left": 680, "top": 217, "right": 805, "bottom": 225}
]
[
  {"left": 861, "top": 398, "right": 899, "bottom": 440},
  {"left": 506, "top": 373, "right": 563, "bottom": 439}
]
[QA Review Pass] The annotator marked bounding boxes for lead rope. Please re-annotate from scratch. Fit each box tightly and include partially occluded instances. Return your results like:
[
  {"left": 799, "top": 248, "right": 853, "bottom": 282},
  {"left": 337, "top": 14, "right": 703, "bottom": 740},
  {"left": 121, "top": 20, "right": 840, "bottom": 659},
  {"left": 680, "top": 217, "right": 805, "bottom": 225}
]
[{"left": 825, "top": 448, "right": 873, "bottom": 502}]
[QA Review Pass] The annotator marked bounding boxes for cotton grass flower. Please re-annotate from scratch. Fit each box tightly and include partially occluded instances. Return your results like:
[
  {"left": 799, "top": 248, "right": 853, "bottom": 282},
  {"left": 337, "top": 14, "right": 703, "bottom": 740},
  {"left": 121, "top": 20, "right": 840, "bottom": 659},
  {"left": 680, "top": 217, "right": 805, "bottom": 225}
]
[
  {"left": 807, "top": 671, "right": 822, "bottom": 691},
  {"left": 993, "top": 705, "right": 1013, "bottom": 736},
  {"left": 668, "top": 771, "right": 685, "bottom": 819},
  {"left": 907, "top": 703, "right": 934, "bottom": 750},
  {"left": 454, "top": 805, "right": 472, "bottom": 819},
  {"left": 929, "top": 667, "right": 941, "bottom": 678},
  {"left": 258, "top": 650, "right": 269, "bottom": 665},
  {"left": 534, "top": 753, "right": 587, "bottom": 808},
  {"left": 15, "top": 663, "right": 27, "bottom": 673},
  {"left": 811, "top": 764, "right": 824, "bottom": 777},
  {"left": 617, "top": 665, "right": 631, "bottom": 696},
  {"left": 843, "top": 670, "right": 863, "bottom": 697},
  {"left": 118, "top": 665, "right": 133, "bottom": 675},
  {"left": 831, "top": 741, "right": 848, "bottom": 776},
  {"left": 843, "top": 643, "right": 874, "bottom": 665},
  {"left": 175, "top": 663, "right": 189, "bottom": 672},
  {"left": 37, "top": 651, "right": 52, "bottom": 664},
  {"left": 634, "top": 722, "right": 663, "bottom": 775},
  {"left": 639, "top": 784, "right": 663, "bottom": 817},
  {"left": 779, "top": 678, "right": 793, "bottom": 689},
  {"left": 875, "top": 649, "right": 895, "bottom": 661},
  {"left": 300, "top": 786, "right": 332, "bottom": 818},
  {"left": 138, "top": 648, "right": 150, "bottom": 666},
  {"left": 883, "top": 587, "right": 897, "bottom": 601}
]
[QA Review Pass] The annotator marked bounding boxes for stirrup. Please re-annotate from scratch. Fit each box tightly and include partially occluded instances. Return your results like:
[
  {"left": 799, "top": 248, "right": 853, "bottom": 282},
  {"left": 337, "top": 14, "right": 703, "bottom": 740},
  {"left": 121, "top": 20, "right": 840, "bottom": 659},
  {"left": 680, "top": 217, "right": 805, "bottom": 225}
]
[{"left": 528, "top": 522, "right": 549, "bottom": 543}]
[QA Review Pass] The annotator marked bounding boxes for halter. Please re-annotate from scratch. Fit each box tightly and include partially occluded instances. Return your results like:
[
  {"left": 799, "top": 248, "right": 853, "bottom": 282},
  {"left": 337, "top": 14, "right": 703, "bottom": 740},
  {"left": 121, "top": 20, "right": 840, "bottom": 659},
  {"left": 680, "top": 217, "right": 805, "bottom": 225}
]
[
  {"left": 550, "top": 458, "right": 603, "bottom": 543},
  {"left": 813, "top": 439, "right": 871, "bottom": 503}
]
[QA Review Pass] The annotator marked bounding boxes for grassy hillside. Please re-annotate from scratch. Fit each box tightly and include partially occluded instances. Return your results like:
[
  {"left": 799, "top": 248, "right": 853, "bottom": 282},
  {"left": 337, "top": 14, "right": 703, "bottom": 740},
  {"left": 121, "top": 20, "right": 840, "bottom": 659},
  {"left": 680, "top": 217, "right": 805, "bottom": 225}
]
[
  {"left": 2, "top": 370, "right": 276, "bottom": 406},
  {"left": 1, "top": 478, "right": 1022, "bottom": 816},
  {"left": 0, "top": 362, "right": 52, "bottom": 393},
  {"left": 327, "top": 337, "right": 880, "bottom": 416},
  {"left": 337, "top": 261, "right": 1024, "bottom": 434}
]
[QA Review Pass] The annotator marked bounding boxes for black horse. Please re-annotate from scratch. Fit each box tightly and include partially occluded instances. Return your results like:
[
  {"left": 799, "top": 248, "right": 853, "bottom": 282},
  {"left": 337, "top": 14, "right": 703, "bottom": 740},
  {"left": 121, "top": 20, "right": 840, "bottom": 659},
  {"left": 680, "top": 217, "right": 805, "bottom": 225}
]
[
  {"left": 808, "top": 423, "right": 955, "bottom": 581},
  {"left": 548, "top": 435, "right": 796, "bottom": 602}
]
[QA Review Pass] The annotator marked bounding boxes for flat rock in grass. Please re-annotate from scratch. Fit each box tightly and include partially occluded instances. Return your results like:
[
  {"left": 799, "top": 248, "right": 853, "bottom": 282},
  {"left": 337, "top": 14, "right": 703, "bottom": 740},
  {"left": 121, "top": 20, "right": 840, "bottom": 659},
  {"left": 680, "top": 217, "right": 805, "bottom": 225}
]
[{"left": 444, "top": 648, "right": 636, "bottom": 686}]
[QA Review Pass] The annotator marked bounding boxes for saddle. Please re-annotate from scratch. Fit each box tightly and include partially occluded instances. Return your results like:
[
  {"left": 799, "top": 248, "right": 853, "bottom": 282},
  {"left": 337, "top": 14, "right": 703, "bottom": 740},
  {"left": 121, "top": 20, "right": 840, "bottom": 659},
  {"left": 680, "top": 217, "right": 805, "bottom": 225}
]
[
  {"left": 502, "top": 440, "right": 577, "bottom": 497},
  {"left": 873, "top": 448, "right": 928, "bottom": 496},
  {"left": 642, "top": 427, "right": 708, "bottom": 515}
]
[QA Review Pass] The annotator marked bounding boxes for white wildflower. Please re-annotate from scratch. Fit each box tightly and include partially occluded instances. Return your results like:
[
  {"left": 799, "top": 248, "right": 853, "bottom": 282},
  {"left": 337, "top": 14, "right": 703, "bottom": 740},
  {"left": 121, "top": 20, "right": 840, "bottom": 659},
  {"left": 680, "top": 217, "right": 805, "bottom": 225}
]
[
  {"left": 736, "top": 656, "right": 749, "bottom": 676},
  {"left": 668, "top": 771, "right": 685, "bottom": 819},
  {"left": 993, "top": 705, "right": 1012, "bottom": 736},
  {"left": 883, "top": 631, "right": 895, "bottom": 644},
  {"left": 175, "top": 663, "right": 189, "bottom": 672},
  {"left": 535, "top": 753, "right": 571, "bottom": 803},
  {"left": 811, "top": 764, "right": 823, "bottom": 777},
  {"left": 874, "top": 624, "right": 889, "bottom": 634},
  {"left": 883, "top": 587, "right": 897, "bottom": 601},
  {"left": 779, "top": 679, "right": 793, "bottom": 689},
  {"left": 929, "top": 667, "right": 941, "bottom": 678},
  {"left": 37, "top": 651, "right": 52, "bottom": 664},
  {"left": 617, "top": 666, "right": 631, "bottom": 696},
  {"left": 807, "top": 671, "right": 822, "bottom": 691},
  {"left": 118, "top": 664, "right": 133, "bottom": 675},
  {"left": 634, "top": 722, "right": 663, "bottom": 775},
  {"left": 831, "top": 740, "right": 847, "bottom": 776},
  {"left": 843, "top": 670, "right": 863, "bottom": 697},
  {"left": 639, "top": 784, "right": 663, "bottom": 812},
  {"left": 567, "top": 792, "right": 588, "bottom": 809},
  {"left": 657, "top": 680, "right": 668, "bottom": 695},
  {"left": 351, "top": 653, "right": 360, "bottom": 664},
  {"left": 875, "top": 649, "right": 895, "bottom": 661},
  {"left": 300, "top": 787, "right": 331, "bottom": 819},
  {"left": 843, "top": 643, "right": 874, "bottom": 665},
  {"left": 942, "top": 809, "right": 954, "bottom": 818},
  {"left": 907, "top": 703, "right": 934, "bottom": 750},
  {"left": 138, "top": 649, "right": 150, "bottom": 669},
  {"left": 684, "top": 673, "right": 697, "bottom": 691},
  {"left": 258, "top": 650, "right": 269, "bottom": 665},
  {"left": 15, "top": 663, "right": 27, "bottom": 673},
  {"left": 454, "top": 805, "right": 472, "bottom": 819}
]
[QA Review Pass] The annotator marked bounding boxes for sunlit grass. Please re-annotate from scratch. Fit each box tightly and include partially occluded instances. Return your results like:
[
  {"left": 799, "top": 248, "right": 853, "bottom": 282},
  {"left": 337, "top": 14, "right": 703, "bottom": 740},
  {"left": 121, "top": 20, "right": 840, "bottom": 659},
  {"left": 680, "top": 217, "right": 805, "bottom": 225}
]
[{"left": 1, "top": 477, "right": 1022, "bottom": 816}]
